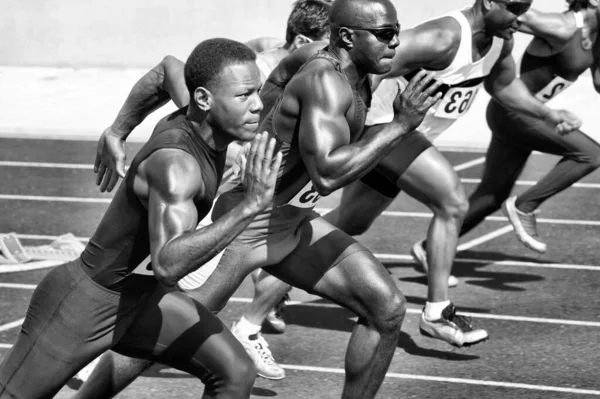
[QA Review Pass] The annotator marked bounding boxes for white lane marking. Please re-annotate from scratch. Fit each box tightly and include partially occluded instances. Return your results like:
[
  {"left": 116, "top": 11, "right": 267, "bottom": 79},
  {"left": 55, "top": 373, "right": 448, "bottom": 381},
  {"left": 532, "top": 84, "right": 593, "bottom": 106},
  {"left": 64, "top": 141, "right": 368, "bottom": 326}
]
[
  {"left": 0, "top": 283, "right": 37, "bottom": 289},
  {"left": 6, "top": 234, "right": 600, "bottom": 272},
  {"left": 0, "top": 293, "right": 597, "bottom": 328},
  {"left": 456, "top": 225, "right": 514, "bottom": 252},
  {"left": 281, "top": 365, "right": 600, "bottom": 396},
  {"left": 314, "top": 208, "right": 600, "bottom": 227},
  {"left": 0, "top": 161, "right": 93, "bottom": 169},
  {"left": 0, "top": 318, "right": 24, "bottom": 332},
  {"left": 0, "top": 260, "right": 64, "bottom": 273},
  {"left": 461, "top": 177, "right": 600, "bottom": 189},
  {"left": 0, "top": 194, "right": 110, "bottom": 203},
  {"left": 1, "top": 196, "right": 600, "bottom": 227},
  {"left": 0, "top": 344, "right": 12, "bottom": 348},
  {"left": 452, "top": 156, "right": 485, "bottom": 171},
  {"left": 376, "top": 253, "right": 600, "bottom": 271},
  {"left": 224, "top": 298, "right": 600, "bottom": 327}
]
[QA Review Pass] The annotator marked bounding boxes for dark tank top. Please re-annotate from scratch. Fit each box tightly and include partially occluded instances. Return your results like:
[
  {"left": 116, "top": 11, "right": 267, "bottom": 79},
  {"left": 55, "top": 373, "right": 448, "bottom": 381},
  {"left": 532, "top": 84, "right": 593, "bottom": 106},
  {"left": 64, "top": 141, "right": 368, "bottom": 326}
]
[
  {"left": 80, "top": 107, "right": 226, "bottom": 292},
  {"left": 517, "top": 29, "right": 592, "bottom": 102},
  {"left": 215, "top": 48, "right": 371, "bottom": 222}
]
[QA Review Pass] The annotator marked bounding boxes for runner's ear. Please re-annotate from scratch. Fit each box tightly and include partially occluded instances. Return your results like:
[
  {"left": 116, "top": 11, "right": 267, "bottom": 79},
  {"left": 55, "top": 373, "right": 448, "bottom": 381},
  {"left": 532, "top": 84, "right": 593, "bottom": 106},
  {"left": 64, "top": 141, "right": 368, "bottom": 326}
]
[{"left": 193, "top": 87, "right": 212, "bottom": 111}]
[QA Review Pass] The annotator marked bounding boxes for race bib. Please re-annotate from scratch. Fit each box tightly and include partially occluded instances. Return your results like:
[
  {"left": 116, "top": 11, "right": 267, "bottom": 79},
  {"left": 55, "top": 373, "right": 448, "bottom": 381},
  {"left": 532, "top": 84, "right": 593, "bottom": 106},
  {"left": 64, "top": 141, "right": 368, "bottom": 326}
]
[
  {"left": 535, "top": 76, "right": 573, "bottom": 103},
  {"left": 287, "top": 180, "right": 322, "bottom": 208},
  {"left": 434, "top": 86, "right": 479, "bottom": 119}
]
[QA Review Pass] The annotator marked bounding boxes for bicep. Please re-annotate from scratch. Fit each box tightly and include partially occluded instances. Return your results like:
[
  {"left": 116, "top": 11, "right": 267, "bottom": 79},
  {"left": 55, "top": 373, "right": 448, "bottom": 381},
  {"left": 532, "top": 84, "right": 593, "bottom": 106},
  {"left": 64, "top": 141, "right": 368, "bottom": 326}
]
[
  {"left": 296, "top": 74, "right": 352, "bottom": 168},
  {"left": 143, "top": 152, "right": 202, "bottom": 261},
  {"left": 162, "top": 56, "right": 189, "bottom": 108}
]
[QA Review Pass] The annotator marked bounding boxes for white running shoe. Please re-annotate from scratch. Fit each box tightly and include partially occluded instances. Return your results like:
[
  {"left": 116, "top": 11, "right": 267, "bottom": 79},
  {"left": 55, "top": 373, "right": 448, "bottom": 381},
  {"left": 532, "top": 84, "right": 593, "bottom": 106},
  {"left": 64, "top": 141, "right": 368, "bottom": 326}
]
[
  {"left": 231, "top": 322, "right": 285, "bottom": 380},
  {"left": 411, "top": 240, "right": 459, "bottom": 288},
  {"left": 419, "top": 303, "right": 489, "bottom": 347},
  {"left": 502, "top": 196, "right": 547, "bottom": 254}
]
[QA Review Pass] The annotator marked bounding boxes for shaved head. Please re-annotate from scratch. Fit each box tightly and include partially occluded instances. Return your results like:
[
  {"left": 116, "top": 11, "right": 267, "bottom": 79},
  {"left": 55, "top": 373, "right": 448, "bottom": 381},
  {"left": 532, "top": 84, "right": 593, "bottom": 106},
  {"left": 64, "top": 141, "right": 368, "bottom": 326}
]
[{"left": 330, "top": 0, "right": 397, "bottom": 28}]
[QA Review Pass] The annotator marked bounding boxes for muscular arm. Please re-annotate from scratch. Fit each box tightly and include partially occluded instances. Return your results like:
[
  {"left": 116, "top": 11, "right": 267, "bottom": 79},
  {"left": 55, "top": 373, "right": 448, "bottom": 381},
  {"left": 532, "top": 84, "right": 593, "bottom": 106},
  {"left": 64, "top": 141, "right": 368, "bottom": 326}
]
[
  {"left": 296, "top": 67, "right": 421, "bottom": 196},
  {"left": 372, "top": 19, "right": 461, "bottom": 88},
  {"left": 141, "top": 150, "right": 260, "bottom": 286},
  {"left": 518, "top": 9, "right": 577, "bottom": 42},
  {"left": 519, "top": 9, "right": 578, "bottom": 56},
  {"left": 109, "top": 56, "right": 188, "bottom": 139},
  {"left": 484, "top": 40, "right": 551, "bottom": 118},
  {"left": 591, "top": 37, "right": 600, "bottom": 93}
]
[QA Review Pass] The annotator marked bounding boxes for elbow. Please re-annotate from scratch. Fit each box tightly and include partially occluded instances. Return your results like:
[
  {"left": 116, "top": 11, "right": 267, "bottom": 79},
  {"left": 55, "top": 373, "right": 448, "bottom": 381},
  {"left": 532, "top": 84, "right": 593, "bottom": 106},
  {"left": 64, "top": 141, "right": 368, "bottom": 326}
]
[
  {"left": 312, "top": 178, "right": 335, "bottom": 196},
  {"left": 152, "top": 262, "right": 179, "bottom": 287}
]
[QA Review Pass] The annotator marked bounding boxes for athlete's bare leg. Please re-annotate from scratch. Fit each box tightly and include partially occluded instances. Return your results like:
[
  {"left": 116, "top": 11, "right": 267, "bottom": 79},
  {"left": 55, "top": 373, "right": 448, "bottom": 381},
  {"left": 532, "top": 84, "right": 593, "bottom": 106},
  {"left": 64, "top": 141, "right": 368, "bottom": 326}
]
[
  {"left": 268, "top": 215, "right": 405, "bottom": 399},
  {"left": 396, "top": 147, "right": 468, "bottom": 303},
  {"left": 72, "top": 352, "right": 152, "bottom": 399},
  {"left": 244, "top": 271, "right": 292, "bottom": 327},
  {"left": 323, "top": 179, "right": 394, "bottom": 235}
]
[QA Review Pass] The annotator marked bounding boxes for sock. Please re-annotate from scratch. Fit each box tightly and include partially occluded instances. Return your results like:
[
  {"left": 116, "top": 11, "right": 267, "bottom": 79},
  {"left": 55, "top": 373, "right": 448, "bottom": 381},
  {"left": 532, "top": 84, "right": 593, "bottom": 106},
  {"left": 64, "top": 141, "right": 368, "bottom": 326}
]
[
  {"left": 234, "top": 316, "right": 261, "bottom": 337},
  {"left": 424, "top": 300, "right": 451, "bottom": 320}
]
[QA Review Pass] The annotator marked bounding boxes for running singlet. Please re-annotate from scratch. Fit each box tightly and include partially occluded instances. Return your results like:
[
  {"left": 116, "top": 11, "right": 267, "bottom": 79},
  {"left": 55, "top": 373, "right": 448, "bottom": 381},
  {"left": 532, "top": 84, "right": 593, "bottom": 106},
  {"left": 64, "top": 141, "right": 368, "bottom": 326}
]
[
  {"left": 80, "top": 106, "right": 227, "bottom": 291},
  {"left": 519, "top": 20, "right": 592, "bottom": 104},
  {"left": 213, "top": 48, "right": 371, "bottom": 223},
  {"left": 365, "top": 10, "right": 504, "bottom": 142}
]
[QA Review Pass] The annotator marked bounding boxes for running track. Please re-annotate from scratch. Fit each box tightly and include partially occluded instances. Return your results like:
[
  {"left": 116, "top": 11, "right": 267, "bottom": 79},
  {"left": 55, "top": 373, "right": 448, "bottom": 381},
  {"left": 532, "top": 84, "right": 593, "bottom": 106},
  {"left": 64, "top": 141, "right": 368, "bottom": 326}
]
[{"left": 0, "top": 137, "right": 599, "bottom": 399}]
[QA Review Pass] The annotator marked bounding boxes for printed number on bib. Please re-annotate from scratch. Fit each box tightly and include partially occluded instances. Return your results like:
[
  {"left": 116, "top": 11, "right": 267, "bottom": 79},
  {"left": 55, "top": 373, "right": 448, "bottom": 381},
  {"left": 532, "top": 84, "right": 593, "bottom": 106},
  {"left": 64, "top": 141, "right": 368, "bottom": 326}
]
[
  {"left": 535, "top": 76, "right": 573, "bottom": 103},
  {"left": 131, "top": 255, "right": 153, "bottom": 276},
  {"left": 434, "top": 86, "right": 479, "bottom": 119},
  {"left": 287, "top": 181, "right": 322, "bottom": 208}
]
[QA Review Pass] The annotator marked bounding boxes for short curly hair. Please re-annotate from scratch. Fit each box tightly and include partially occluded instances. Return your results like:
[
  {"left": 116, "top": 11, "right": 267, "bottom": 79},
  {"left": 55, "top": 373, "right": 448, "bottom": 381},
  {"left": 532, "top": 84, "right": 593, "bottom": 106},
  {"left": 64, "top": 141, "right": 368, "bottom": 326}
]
[
  {"left": 184, "top": 38, "right": 256, "bottom": 96},
  {"left": 567, "top": 0, "right": 595, "bottom": 11},
  {"left": 285, "top": 0, "right": 332, "bottom": 45}
]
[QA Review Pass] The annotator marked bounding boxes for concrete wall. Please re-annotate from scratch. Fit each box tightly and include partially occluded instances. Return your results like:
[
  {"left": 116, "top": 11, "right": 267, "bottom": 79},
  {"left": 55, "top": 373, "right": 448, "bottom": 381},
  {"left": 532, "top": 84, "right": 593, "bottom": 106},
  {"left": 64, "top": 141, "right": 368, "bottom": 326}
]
[{"left": 2, "top": 0, "right": 566, "bottom": 68}]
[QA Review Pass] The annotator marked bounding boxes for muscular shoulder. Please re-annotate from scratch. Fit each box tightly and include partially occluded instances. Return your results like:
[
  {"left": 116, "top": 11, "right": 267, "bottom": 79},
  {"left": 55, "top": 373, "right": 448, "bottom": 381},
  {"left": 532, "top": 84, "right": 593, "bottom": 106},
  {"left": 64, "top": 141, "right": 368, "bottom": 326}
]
[
  {"left": 288, "top": 59, "right": 353, "bottom": 111},
  {"left": 137, "top": 147, "right": 204, "bottom": 202},
  {"left": 395, "top": 17, "right": 461, "bottom": 71}
]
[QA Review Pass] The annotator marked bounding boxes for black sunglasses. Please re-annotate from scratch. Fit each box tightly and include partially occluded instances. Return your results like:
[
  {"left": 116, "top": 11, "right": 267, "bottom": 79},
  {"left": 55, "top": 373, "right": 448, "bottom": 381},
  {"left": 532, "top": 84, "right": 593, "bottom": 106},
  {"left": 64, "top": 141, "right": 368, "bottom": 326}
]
[
  {"left": 338, "top": 23, "right": 401, "bottom": 42},
  {"left": 494, "top": 0, "right": 532, "bottom": 16}
]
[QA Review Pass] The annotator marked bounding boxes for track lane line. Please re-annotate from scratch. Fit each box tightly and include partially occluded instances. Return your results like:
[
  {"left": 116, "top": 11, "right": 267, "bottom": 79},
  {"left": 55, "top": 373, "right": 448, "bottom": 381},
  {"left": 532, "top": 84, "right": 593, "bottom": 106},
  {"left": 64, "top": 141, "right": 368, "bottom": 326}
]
[
  {"left": 280, "top": 365, "right": 600, "bottom": 396},
  {"left": 456, "top": 225, "right": 514, "bottom": 252},
  {"left": 452, "top": 156, "right": 486, "bottom": 171}
]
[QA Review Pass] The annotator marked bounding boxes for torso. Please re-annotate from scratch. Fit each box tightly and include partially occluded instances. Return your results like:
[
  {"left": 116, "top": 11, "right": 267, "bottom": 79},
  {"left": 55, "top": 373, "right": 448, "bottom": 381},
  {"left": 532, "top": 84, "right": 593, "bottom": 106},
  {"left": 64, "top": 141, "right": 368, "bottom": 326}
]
[
  {"left": 366, "top": 10, "right": 504, "bottom": 141},
  {"left": 213, "top": 48, "right": 371, "bottom": 226},
  {"left": 80, "top": 107, "right": 226, "bottom": 291},
  {"left": 520, "top": 28, "right": 595, "bottom": 104}
]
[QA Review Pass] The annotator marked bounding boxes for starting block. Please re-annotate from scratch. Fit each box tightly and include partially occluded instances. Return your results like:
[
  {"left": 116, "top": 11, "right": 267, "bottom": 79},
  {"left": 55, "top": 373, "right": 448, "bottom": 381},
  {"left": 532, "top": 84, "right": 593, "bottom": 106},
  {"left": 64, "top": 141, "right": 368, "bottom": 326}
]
[
  {"left": 0, "top": 233, "right": 32, "bottom": 263},
  {"left": 0, "top": 233, "right": 85, "bottom": 264}
]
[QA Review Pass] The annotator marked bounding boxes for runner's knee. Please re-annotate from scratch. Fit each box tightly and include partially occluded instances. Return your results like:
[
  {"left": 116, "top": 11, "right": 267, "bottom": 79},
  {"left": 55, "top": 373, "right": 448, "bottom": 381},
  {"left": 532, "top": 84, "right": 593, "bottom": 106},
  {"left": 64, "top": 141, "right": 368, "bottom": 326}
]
[
  {"left": 205, "top": 353, "right": 256, "bottom": 396},
  {"left": 434, "top": 184, "right": 469, "bottom": 221},
  {"left": 371, "top": 288, "right": 406, "bottom": 333}
]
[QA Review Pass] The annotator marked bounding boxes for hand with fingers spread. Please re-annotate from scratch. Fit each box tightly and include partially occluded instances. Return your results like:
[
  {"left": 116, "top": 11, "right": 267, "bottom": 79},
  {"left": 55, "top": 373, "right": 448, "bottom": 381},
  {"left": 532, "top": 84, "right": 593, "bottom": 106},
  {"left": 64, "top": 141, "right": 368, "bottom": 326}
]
[
  {"left": 393, "top": 70, "right": 443, "bottom": 133},
  {"left": 241, "top": 132, "right": 283, "bottom": 213},
  {"left": 542, "top": 108, "right": 582, "bottom": 135},
  {"left": 94, "top": 127, "right": 128, "bottom": 192}
]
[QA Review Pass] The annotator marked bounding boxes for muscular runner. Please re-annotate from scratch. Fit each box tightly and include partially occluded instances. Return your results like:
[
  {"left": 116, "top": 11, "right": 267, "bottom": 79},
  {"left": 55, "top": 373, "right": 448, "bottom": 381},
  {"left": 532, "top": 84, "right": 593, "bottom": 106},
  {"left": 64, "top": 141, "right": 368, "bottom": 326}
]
[
  {"left": 87, "top": 0, "right": 331, "bottom": 384},
  {"left": 80, "top": 0, "right": 443, "bottom": 398},
  {"left": 0, "top": 38, "right": 282, "bottom": 399},
  {"left": 457, "top": 0, "right": 600, "bottom": 253}
]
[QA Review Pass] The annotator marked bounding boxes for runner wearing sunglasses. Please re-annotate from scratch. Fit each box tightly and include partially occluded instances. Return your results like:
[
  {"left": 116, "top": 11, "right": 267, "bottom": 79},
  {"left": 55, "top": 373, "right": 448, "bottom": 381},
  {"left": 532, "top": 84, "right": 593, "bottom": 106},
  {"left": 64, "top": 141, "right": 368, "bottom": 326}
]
[
  {"left": 90, "top": 0, "right": 581, "bottom": 353},
  {"left": 79, "top": 0, "right": 441, "bottom": 398},
  {"left": 457, "top": 0, "right": 600, "bottom": 252}
]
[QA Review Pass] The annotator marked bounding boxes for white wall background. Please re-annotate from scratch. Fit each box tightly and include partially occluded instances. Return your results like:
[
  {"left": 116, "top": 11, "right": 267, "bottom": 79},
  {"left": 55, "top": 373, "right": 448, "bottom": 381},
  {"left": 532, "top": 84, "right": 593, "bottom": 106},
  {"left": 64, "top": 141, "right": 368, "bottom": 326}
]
[{"left": 1, "top": 0, "right": 568, "bottom": 68}]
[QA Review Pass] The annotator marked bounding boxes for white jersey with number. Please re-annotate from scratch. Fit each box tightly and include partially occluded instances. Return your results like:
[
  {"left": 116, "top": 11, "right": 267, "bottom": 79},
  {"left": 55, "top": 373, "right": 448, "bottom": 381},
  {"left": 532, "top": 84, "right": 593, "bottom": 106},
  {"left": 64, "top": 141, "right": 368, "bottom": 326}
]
[{"left": 365, "top": 10, "right": 504, "bottom": 142}]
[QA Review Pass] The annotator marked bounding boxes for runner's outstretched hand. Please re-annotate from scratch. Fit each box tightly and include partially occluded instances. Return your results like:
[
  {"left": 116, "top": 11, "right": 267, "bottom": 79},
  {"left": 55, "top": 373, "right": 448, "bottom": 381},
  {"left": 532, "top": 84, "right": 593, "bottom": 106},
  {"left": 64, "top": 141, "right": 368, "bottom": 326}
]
[
  {"left": 543, "top": 108, "right": 581, "bottom": 135},
  {"left": 94, "top": 127, "right": 127, "bottom": 192},
  {"left": 393, "top": 70, "right": 443, "bottom": 132},
  {"left": 241, "top": 132, "right": 282, "bottom": 213}
]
